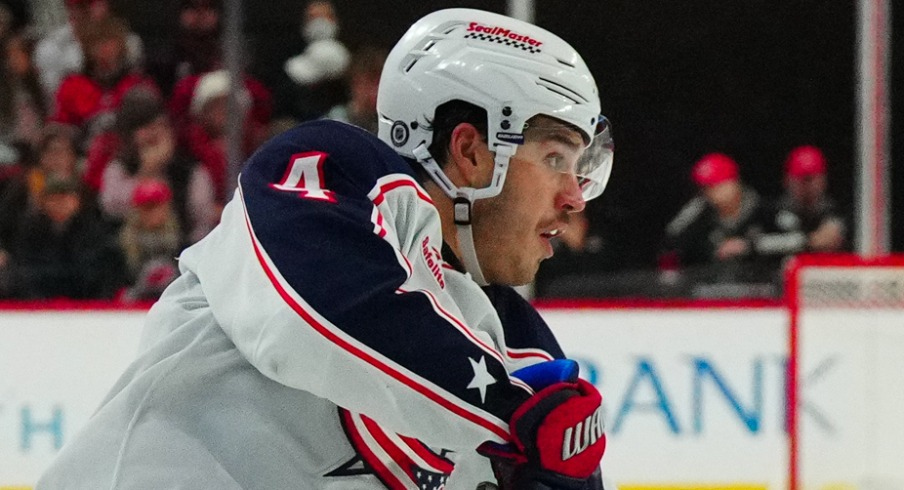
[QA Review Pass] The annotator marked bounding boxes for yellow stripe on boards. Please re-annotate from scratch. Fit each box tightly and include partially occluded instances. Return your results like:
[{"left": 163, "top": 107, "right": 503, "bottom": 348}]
[{"left": 620, "top": 485, "right": 767, "bottom": 490}]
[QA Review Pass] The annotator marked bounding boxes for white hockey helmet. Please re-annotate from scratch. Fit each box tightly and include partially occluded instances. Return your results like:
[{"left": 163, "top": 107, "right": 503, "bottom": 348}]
[{"left": 377, "top": 8, "right": 613, "bottom": 284}]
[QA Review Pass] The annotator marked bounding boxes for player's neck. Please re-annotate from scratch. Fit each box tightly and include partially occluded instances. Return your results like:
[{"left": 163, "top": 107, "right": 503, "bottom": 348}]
[{"left": 423, "top": 179, "right": 463, "bottom": 263}]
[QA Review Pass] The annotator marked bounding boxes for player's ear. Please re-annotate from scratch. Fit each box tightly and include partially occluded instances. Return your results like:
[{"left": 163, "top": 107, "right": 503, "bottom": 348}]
[{"left": 448, "top": 122, "right": 493, "bottom": 187}]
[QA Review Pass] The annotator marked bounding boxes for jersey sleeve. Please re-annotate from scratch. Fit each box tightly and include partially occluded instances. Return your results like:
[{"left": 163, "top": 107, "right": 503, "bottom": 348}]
[
  {"left": 482, "top": 284, "right": 564, "bottom": 361},
  {"left": 178, "top": 121, "right": 531, "bottom": 450}
]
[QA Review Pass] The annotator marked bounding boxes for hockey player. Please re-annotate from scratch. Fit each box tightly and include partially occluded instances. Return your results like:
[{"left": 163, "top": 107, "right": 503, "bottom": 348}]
[{"left": 37, "top": 8, "right": 614, "bottom": 490}]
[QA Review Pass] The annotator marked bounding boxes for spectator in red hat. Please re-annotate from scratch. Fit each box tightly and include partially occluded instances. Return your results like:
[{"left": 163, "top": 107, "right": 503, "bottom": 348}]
[
  {"left": 755, "top": 145, "right": 846, "bottom": 257},
  {"left": 118, "top": 178, "right": 181, "bottom": 302},
  {"left": 662, "top": 152, "right": 771, "bottom": 270},
  {"left": 34, "top": 0, "right": 144, "bottom": 108}
]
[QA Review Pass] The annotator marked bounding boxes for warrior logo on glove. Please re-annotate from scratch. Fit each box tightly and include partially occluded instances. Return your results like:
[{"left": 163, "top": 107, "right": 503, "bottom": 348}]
[{"left": 563, "top": 405, "right": 605, "bottom": 461}]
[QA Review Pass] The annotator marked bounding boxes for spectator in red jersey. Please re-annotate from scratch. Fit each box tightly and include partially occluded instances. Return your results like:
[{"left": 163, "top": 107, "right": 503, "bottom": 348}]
[
  {"left": 34, "top": 0, "right": 144, "bottom": 108},
  {"left": 48, "top": 16, "right": 157, "bottom": 145},
  {"left": 118, "top": 178, "right": 181, "bottom": 302},
  {"left": 99, "top": 87, "right": 217, "bottom": 245},
  {"left": 171, "top": 69, "right": 271, "bottom": 202}
]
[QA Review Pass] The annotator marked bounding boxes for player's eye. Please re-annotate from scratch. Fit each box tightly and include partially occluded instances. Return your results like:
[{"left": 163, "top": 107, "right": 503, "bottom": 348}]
[{"left": 544, "top": 154, "right": 568, "bottom": 173}]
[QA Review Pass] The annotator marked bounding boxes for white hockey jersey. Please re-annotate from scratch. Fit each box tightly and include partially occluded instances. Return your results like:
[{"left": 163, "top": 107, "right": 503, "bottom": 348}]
[{"left": 36, "top": 121, "right": 567, "bottom": 490}]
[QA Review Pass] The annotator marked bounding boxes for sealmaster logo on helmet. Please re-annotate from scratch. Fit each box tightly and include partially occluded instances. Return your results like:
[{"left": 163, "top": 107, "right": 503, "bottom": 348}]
[
  {"left": 466, "top": 22, "right": 543, "bottom": 47},
  {"left": 465, "top": 21, "right": 543, "bottom": 54}
]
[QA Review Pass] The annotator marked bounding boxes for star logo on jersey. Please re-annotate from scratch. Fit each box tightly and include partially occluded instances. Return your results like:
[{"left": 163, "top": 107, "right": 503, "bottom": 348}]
[{"left": 467, "top": 356, "right": 497, "bottom": 404}]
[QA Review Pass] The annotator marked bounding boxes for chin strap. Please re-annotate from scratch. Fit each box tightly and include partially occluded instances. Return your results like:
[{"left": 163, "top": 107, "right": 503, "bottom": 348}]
[
  {"left": 412, "top": 143, "right": 516, "bottom": 286},
  {"left": 452, "top": 190, "right": 488, "bottom": 285}
]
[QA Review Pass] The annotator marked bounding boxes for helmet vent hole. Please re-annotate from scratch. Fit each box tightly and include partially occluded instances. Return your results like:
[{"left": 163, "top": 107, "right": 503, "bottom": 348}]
[
  {"left": 404, "top": 58, "right": 418, "bottom": 73},
  {"left": 556, "top": 58, "right": 576, "bottom": 68}
]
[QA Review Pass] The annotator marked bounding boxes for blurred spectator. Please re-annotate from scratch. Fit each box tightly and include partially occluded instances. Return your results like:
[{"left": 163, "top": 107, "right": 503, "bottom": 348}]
[
  {"left": 34, "top": 0, "right": 143, "bottom": 107},
  {"left": 0, "top": 1, "right": 31, "bottom": 40},
  {"left": 118, "top": 179, "right": 180, "bottom": 302},
  {"left": 48, "top": 16, "right": 157, "bottom": 144},
  {"left": 324, "top": 46, "right": 386, "bottom": 134},
  {"left": 0, "top": 124, "right": 81, "bottom": 256},
  {"left": 145, "top": 0, "right": 222, "bottom": 97},
  {"left": 99, "top": 87, "right": 217, "bottom": 244},
  {"left": 0, "top": 3, "right": 9, "bottom": 39},
  {"left": 756, "top": 145, "right": 846, "bottom": 258},
  {"left": 171, "top": 69, "right": 271, "bottom": 202},
  {"left": 0, "top": 30, "right": 45, "bottom": 160},
  {"left": 10, "top": 176, "right": 125, "bottom": 299},
  {"left": 662, "top": 153, "right": 773, "bottom": 288},
  {"left": 274, "top": 0, "right": 349, "bottom": 123},
  {"left": 533, "top": 209, "right": 613, "bottom": 298}
]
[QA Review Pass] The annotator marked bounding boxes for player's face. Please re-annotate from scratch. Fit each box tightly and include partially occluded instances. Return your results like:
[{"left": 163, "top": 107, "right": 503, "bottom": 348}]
[
  {"left": 472, "top": 123, "right": 587, "bottom": 286},
  {"left": 702, "top": 180, "right": 741, "bottom": 213},
  {"left": 786, "top": 174, "right": 826, "bottom": 209}
]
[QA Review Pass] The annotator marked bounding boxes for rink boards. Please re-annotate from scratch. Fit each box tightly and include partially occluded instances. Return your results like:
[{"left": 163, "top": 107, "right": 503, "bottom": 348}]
[{"left": 1, "top": 305, "right": 901, "bottom": 489}]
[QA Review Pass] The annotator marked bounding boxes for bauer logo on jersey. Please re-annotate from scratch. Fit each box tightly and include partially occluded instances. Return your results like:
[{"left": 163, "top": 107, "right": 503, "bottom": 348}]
[{"left": 421, "top": 236, "right": 445, "bottom": 288}]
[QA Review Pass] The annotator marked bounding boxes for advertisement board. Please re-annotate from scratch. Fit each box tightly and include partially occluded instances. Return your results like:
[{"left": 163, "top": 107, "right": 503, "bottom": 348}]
[
  {"left": 3, "top": 306, "right": 882, "bottom": 489},
  {"left": 0, "top": 311, "right": 145, "bottom": 487}
]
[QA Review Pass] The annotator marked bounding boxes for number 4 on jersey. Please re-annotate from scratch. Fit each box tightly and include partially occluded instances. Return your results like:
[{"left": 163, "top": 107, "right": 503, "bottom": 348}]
[{"left": 270, "top": 151, "right": 336, "bottom": 202}]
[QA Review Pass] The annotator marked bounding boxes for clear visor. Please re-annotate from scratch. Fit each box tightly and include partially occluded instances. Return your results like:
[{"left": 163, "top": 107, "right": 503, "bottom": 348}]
[
  {"left": 576, "top": 116, "right": 614, "bottom": 201},
  {"left": 521, "top": 115, "right": 614, "bottom": 201}
]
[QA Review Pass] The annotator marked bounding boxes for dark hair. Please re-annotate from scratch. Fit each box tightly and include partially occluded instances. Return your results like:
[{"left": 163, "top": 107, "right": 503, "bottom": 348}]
[
  {"left": 426, "top": 100, "right": 487, "bottom": 167},
  {"left": 116, "top": 87, "right": 164, "bottom": 136},
  {"left": 80, "top": 15, "right": 129, "bottom": 50}
]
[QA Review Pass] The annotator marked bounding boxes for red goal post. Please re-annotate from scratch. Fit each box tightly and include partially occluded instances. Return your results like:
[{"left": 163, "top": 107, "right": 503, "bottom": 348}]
[{"left": 785, "top": 254, "right": 904, "bottom": 490}]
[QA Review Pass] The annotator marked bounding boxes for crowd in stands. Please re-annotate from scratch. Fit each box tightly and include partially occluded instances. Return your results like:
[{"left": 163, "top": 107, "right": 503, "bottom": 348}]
[
  {"left": 0, "top": 0, "right": 385, "bottom": 302},
  {"left": 0, "top": 0, "right": 847, "bottom": 302}
]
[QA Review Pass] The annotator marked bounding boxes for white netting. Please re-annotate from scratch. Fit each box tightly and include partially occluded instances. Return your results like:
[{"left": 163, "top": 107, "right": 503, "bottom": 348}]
[
  {"left": 800, "top": 266, "right": 904, "bottom": 308},
  {"left": 791, "top": 257, "right": 904, "bottom": 490}
]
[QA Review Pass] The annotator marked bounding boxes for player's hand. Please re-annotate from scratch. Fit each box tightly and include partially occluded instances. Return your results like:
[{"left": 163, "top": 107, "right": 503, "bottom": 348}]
[{"left": 478, "top": 361, "right": 606, "bottom": 489}]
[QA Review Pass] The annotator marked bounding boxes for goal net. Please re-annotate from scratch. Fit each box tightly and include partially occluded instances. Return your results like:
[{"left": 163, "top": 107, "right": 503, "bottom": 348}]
[{"left": 786, "top": 255, "right": 904, "bottom": 490}]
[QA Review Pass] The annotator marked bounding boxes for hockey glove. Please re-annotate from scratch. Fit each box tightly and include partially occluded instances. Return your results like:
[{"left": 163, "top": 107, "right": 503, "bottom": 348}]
[{"left": 478, "top": 361, "right": 606, "bottom": 489}]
